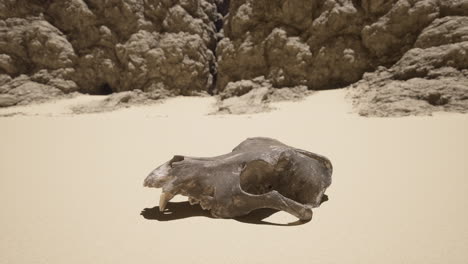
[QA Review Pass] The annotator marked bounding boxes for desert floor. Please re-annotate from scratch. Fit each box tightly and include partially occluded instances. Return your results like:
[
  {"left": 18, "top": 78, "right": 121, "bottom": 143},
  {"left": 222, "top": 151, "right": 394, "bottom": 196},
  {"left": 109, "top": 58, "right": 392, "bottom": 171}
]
[{"left": 1, "top": 89, "right": 467, "bottom": 264}]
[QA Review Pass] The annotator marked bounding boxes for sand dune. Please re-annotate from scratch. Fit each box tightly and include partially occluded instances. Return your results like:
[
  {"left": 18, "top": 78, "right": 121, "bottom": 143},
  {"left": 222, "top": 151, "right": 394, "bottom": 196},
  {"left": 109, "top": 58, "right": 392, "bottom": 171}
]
[{"left": 1, "top": 89, "right": 468, "bottom": 264}]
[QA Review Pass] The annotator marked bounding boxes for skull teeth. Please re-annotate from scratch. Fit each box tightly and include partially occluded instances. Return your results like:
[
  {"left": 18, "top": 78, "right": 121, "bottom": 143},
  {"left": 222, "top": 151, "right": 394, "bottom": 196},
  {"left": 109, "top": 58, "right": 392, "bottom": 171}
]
[
  {"left": 189, "top": 197, "right": 199, "bottom": 205},
  {"left": 200, "top": 199, "right": 212, "bottom": 210},
  {"left": 159, "top": 192, "right": 174, "bottom": 212},
  {"left": 200, "top": 202, "right": 211, "bottom": 210},
  {"left": 188, "top": 196, "right": 212, "bottom": 210}
]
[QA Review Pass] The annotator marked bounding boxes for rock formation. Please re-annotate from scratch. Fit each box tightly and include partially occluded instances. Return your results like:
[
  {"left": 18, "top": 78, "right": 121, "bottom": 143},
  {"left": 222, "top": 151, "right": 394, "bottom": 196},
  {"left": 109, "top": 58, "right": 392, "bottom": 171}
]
[
  {"left": 0, "top": 0, "right": 221, "bottom": 106},
  {"left": 218, "top": 0, "right": 468, "bottom": 116},
  {"left": 350, "top": 6, "right": 468, "bottom": 116},
  {"left": 1, "top": 0, "right": 467, "bottom": 116}
]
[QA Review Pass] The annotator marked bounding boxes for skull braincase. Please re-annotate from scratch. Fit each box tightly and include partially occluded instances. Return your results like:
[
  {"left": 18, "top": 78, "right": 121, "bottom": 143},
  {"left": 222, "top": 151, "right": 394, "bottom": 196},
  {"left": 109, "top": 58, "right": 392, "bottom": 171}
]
[{"left": 143, "top": 137, "right": 332, "bottom": 221}]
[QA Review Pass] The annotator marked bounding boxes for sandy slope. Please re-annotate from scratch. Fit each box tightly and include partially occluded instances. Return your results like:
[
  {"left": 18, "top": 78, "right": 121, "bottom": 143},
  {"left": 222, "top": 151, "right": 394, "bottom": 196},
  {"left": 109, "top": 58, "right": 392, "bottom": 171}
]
[{"left": 1, "top": 89, "right": 468, "bottom": 264}]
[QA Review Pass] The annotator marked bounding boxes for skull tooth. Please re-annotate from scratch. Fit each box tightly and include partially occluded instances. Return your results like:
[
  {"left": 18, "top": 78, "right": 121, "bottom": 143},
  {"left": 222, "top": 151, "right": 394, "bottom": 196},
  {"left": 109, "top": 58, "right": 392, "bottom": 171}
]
[
  {"left": 200, "top": 201, "right": 211, "bottom": 210},
  {"left": 159, "top": 192, "right": 174, "bottom": 212},
  {"left": 189, "top": 197, "right": 199, "bottom": 205}
]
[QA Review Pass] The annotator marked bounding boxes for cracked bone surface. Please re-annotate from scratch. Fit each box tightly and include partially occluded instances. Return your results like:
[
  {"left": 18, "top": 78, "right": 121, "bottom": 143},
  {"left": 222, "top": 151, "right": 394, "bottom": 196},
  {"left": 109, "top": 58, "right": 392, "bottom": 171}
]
[{"left": 144, "top": 137, "right": 332, "bottom": 221}]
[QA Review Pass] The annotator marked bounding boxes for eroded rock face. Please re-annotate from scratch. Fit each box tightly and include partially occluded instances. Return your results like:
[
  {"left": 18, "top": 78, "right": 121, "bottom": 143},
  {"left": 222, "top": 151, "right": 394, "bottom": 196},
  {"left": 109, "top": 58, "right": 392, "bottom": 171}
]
[
  {"left": 217, "top": 0, "right": 372, "bottom": 91},
  {"left": 350, "top": 42, "right": 468, "bottom": 117},
  {"left": 115, "top": 31, "right": 214, "bottom": 94},
  {"left": 217, "top": 0, "right": 468, "bottom": 115},
  {"left": 0, "top": 0, "right": 220, "bottom": 105},
  {"left": 350, "top": 11, "right": 468, "bottom": 117},
  {"left": 1, "top": 0, "right": 467, "bottom": 116}
]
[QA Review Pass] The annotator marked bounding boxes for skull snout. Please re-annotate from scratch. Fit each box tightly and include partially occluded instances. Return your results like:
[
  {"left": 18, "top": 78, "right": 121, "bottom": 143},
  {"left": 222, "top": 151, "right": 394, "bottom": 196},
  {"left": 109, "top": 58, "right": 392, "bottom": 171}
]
[{"left": 143, "top": 161, "right": 172, "bottom": 188}]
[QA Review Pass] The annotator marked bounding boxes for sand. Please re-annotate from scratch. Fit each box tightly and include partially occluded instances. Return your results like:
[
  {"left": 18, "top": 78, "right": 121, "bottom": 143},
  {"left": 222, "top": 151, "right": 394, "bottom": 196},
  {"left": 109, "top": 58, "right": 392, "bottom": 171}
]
[{"left": 1, "top": 89, "right": 468, "bottom": 264}]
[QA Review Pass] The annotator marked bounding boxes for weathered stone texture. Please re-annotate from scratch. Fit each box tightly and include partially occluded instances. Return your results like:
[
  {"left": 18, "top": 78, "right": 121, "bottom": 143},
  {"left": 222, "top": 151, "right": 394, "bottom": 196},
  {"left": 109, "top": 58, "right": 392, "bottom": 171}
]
[
  {"left": 1, "top": 0, "right": 468, "bottom": 116},
  {"left": 0, "top": 0, "right": 219, "bottom": 105}
]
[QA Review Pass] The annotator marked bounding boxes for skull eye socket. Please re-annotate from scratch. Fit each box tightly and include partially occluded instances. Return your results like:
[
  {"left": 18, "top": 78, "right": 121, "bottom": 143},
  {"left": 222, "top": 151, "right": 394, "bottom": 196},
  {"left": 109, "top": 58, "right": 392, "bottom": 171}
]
[
  {"left": 240, "top": 160, "right": 278, "bottom": 195},
  {"left": 239, "top": 158, "right": 324, "bottom": 206},
  {"left": 239, "top": 159, "right": 307, "bottom": 201}
]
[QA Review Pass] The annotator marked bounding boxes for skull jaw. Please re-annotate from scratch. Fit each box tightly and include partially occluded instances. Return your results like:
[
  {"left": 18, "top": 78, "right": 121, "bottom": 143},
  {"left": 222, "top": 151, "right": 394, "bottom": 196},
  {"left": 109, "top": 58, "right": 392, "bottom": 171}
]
[
  {"left": 144, "top": 188, "right": 315, "bottom": 221},
  {"left": 209, "top": 191, "right": 314, "bottom": 221}
]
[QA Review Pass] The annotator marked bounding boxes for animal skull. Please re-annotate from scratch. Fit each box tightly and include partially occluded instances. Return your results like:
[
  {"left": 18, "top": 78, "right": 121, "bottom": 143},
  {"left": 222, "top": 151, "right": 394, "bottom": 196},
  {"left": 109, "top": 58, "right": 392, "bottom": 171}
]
[{"left": 143, "top": 137, "right": 332, "bottom": 221}]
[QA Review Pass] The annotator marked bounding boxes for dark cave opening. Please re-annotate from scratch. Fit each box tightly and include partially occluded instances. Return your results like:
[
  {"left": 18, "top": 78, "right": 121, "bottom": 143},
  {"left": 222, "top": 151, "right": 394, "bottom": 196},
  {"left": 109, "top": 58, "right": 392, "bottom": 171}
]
[
  {"left": 90, "top": 83, "right": 114, "bottom": 95},
  {"left": 425, "top": 92, "right": 449, "bottom": 106}
]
